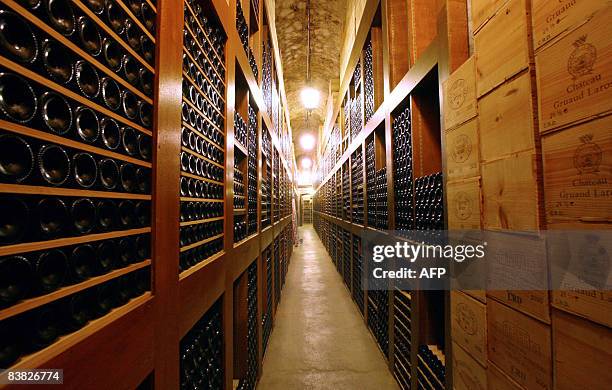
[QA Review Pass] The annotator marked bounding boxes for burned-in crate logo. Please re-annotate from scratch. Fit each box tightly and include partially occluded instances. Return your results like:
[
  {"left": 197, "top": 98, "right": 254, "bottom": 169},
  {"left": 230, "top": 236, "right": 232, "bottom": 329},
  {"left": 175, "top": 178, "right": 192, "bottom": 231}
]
[
  {"left": 453, "top": 191, "right": 473, "bottom": 221},
  {"left": 573, "top": 134, "right": 602, "bottom": 174},
  {"left": 455, "top": 302, "right": 478, "bottom": 335},
  {"left": 568, "top": 35, "right": 597, "bottom": 80},
  {"left": 451, "top": 133, "right": 472, "bottom": 163},
  {"left": 448, "top": 78, "right": 468, "bottom": 110}
]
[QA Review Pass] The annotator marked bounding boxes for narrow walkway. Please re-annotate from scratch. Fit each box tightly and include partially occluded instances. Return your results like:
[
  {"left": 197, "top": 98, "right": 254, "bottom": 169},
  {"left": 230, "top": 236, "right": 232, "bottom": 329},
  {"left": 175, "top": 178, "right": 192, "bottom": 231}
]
[{"left": 258, "top": 225, "right": 399, "bottom": 389}]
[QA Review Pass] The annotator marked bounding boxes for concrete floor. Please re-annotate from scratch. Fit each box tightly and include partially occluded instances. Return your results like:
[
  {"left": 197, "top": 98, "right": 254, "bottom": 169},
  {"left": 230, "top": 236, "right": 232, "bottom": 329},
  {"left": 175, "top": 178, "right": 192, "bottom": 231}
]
[{"left": 257, "top": 225, "right": 399, "bottom": 390}]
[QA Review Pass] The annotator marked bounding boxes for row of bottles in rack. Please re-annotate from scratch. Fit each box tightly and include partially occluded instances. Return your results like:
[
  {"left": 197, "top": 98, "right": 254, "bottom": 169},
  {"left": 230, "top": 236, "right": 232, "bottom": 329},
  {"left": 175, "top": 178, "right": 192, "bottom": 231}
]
[
  {"left": 180, "top": 0, "right": 226, "bottom": 272},
  {"left": 392, "top": 107, "right": 444, "bottom": 232},
  {"left": 0, "top": 0, "right": 157, "bottom": 369}
]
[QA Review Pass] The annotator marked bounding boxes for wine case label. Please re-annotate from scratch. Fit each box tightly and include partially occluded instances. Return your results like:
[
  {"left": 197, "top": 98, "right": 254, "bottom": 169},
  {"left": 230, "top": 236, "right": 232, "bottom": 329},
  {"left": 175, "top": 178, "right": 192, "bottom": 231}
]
[
  {"left": 542, "top": 115, "right": 611, "bottom": 224},
  {"left": 536, "top": 7, "right": 612, "bottom": 132}
]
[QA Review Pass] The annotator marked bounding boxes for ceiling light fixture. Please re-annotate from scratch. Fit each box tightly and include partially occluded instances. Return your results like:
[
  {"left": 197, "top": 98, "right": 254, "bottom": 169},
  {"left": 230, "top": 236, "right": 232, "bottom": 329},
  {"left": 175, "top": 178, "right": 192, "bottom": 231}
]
[
  {"left": 299, "top": 133, "right": 316, "bottom": 151},
  {"left": 300, "top": 157, "right": 313, "bottom": 169},
  {"left": 300, "top": 87, "right": 320, "bottom": 109}
]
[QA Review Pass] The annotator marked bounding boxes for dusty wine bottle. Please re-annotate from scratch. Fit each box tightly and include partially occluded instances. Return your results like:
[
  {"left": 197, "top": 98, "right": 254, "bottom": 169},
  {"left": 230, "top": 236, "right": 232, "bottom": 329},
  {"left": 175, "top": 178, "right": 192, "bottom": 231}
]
[
  {"left": 38, "top": 144, "right": 71, "bottom": 186},
  {"left": 0, "top": 10, "right": 38, "bottom": 64}
]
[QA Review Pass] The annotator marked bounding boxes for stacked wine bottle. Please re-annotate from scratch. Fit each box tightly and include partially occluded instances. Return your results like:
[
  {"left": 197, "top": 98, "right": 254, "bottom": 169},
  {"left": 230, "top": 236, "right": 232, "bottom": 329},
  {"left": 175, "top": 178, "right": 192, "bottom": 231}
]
[
  {"left": 180, "top": 300, "right": 224, "bottom": 390},
  {"left": 351, "top": 149, "right": 363, "bottom": 224},
  {"left": 247, "top": 106, "right": 257, "bottom": 235},
  {"left": 367, "top": 289, "right": 389, "bottom": 355},
  {"left": 414, "top": 172, "right": 443, "bottom": 231},
  {"left": 364, "top": 39, "right": 375, "bottom": 124},
  {"left": 417, "top": 344, "right": 445, "bottom": 390},
  {"left": 392, "top": 106, "right": 414, "bottom": 231},
  {"left": 237, "top": 261, "right": 258, "bottom": 390},
  {"left": 393, "top": 289, "right": 412, "bottom": 390},
  {"left": 352, "top": 235, "right": 364, "bottom": 313},
  {"left": 342, "top": 161, "right": 350, "bottom": 219},
  {"left": 366, "top": 138, "right": 376, "bottom": 226},
  {"left": 343, "top": 97, "right": 351, "bottom": 141},
  {"left": 234, "top": 153, "right": 247, "bottom": 243},
  {"left": 261, "top": 129, "right": 271, "bottom": 227},
  {"left": 0, "top": 0, "right": 156, "bottom": 368},
  {"left": 342, "top": 229, "right": 351, "bottom": 288},
  {"left": 180, "top": 0, "right": 226, "bottom": 271},
  {"left": 336, "top": 173, "right": 342, "bottom": 217},
  {"left": 262, "top": 41, "right": 273, "bottom": 122},
  {"left": 262, "top": 244, "right": 273, "bottom": 354},
  {"left": 272, "top": 150, "right": 279, "bottom": 221},
  {"left": 350, "top": 62, "right": 362, "bottom": 141},
  {"left": 375, "top": 167, "right": 388, "bottom": 229},
  {"left": 273, "top": 238, "right": 280, "bottom": 306}
]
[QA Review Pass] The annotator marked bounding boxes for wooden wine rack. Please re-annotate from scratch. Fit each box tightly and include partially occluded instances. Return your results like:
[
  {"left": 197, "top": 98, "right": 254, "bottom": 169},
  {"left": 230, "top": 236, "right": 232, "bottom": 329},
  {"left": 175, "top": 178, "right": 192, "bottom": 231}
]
[{"left": 312, "top": 0, "right": 469, "bottom": 389}]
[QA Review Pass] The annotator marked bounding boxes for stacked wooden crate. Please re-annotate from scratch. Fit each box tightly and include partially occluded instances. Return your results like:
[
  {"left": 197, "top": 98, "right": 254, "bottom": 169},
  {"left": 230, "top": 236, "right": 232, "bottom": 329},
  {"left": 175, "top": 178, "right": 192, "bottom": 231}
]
[{"left": 447, "top": 0, "right": 611, "bottom": 389}]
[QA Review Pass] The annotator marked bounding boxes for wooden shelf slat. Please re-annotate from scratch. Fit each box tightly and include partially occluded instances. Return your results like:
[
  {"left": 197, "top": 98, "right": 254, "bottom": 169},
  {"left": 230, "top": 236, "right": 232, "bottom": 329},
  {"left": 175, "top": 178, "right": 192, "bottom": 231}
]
[
  {"left": 180, "top": 171, "right": 224, "bottom": 186},
  {"left": 0, "top": 56, "right": 153, "bottom": 137},
  {"left": 178, "top": 250, "right": 224, "bottom": 281},
  {"left": 0, "top": 183, "right": 151, "bottom": 200},
  {"left": 181, "top": 146, "right": 224, "bottom": 169},
  {"left": 234, "top": 140, "right": 248, "bottom": 155},
  {"left": 0, "top": 260, "right": 151, "bottom": 321},
  {"left": 0, "top": 227, "right": 151, "bottom": 257},
  {"left": 179, "top": 233, "right": 224, "bottom": 252},
  {"left": 179, "top": 197, "right": 224, "bottom": 203},
  {"left": 182, "top": 122, "right": 224, "bottom": 151},
  {"left": 0, "top": 119, "right": 152, "bottom": 168},
  {"left": 180, "top": 216, "right": 224, "bottom": 227},
  {"left": 72, "top": 0, "right": 155, "bottom": 73},
  {"left": 115, "top": 0, "right": 157, "bottom": 43}
]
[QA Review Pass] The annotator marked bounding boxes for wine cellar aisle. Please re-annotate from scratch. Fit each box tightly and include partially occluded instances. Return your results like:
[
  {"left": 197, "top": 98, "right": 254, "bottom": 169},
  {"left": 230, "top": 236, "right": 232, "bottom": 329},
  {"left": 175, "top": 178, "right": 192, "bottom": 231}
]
[
  {"left": 257, "top": 225, "right": 398, "bottom": 390},
  {"left": 0, "top": 0, "right": 610, "bottom": 389}
]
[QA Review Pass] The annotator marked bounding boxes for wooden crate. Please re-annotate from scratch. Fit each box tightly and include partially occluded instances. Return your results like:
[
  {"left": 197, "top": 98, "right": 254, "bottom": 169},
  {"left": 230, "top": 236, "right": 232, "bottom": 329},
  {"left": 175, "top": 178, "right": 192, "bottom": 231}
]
[
  {"left": 444, "top": 56, "right": 478, "bottom": 130},
  {"left": 487, "top": 362, "right": 524, "bottom": 390},
  {"left": 452, "top": 342, "right": 487, "bottom": 390},
  {"left": 481, "top": 151, "right": 541, "bottom": 230},
  {"left": 552, "top": 310, "right": 612, "bottom": 390},
  {"left": 447, "top": 177, "right": 482, "bottom": 229},
  {"left": 464, "top": 290, "right": 487, "bottom": 303},
  {"left": 532, "top": 0, "right": 609, "bottom": 51},
  {"left": 487, "top": 300, "right": 552, "bottom": 390},
  {"left": 445, "top": 119, "right": 481, "bottom": 180},
  {"left": 536, "top": 7, "right": 612, "bottom": 132},
  {"left": 475, "top": 0, "right": 532, "bottom": 97},
  {"left": 451, "top": 291, "right": 487, "bottom": 365},
  {"left": 470, "top": 0, "right": 510, "bottom": 34},
  {"left": 552, "top": 291, "right": 612, "bottom": 328},
  {"left": 479, "top": 72, "right": 536, "bottom": 162},
  {"left": 542, "top": 115, "right": 611, "bottom": 225},
  {"left": 488, "top": 291, "right": 550, "bottom": 324}
]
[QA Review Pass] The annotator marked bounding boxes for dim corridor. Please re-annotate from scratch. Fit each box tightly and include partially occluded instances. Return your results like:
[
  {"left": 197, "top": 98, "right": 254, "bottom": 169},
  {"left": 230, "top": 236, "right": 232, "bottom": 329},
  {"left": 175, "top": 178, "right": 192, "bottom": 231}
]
[{"left": 257, "top": 225, "right": 398, "bottom": 390}]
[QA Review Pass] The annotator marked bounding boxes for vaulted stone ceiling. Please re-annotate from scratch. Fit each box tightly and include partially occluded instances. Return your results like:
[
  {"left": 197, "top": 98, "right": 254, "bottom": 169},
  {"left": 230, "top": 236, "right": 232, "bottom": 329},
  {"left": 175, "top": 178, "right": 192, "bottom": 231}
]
[{"left": 275, "top": 0, "right": 346, "bottom": 167}]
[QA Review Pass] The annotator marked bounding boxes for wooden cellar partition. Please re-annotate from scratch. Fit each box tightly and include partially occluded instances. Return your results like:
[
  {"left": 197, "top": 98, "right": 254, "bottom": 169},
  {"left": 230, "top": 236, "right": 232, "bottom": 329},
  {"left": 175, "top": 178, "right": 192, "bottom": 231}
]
[
  {"left": 0, "top": 0, "right": 297, "bottom": 389},
  {"left": 313, "top": 0, "right": 468, "bottom": 389}
]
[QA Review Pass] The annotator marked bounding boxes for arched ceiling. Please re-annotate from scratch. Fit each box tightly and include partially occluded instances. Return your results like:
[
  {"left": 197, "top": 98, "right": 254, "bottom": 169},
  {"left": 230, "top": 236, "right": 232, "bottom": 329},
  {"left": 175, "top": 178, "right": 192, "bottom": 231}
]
[{"left": 275, "top": 0, "right": 346, "bottom": 166}]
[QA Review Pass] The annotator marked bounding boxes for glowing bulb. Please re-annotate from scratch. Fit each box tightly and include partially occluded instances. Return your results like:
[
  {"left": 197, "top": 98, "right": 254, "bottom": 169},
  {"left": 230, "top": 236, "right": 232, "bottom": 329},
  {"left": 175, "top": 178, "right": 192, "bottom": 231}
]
[
  {"left": 300, "top": 87, "right": 320, "bottom": 109},
  {"left": 301, "top": 157, "right": 312, "bottom": 169},
  {"left": 299, "top": 133, "right": 316, "bottom": 150},
  {"left": 298, "top": 170, "right": 312, "bottom": 186}
]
